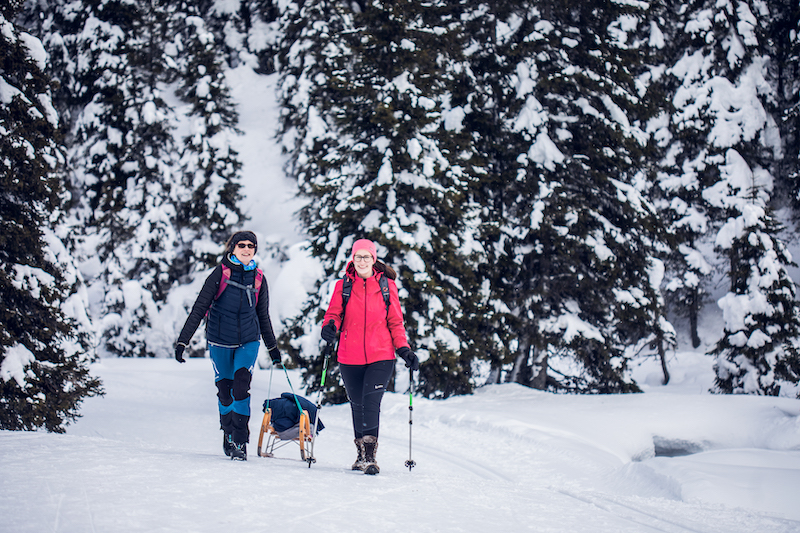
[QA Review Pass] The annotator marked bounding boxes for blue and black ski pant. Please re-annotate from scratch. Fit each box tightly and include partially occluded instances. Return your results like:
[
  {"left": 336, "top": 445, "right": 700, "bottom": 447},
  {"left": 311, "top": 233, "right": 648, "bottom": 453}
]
[
  {"left": 339, "top": 360, "right": 394, "bottom": 439},
  {"left": 209, "top": 341, "right": 259, "bottom": 444}
]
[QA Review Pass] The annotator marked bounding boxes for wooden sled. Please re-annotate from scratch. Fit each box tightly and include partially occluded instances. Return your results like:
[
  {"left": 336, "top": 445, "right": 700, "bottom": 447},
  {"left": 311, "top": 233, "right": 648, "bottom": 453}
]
[{"left": 256, "top": 407, "right": 313, "bottom": 462}]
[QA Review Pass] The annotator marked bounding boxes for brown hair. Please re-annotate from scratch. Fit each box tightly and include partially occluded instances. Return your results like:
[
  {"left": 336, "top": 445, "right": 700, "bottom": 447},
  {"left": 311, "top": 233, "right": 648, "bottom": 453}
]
[{"left": 373, "top": 260, "right": 397, "bottom": 280}]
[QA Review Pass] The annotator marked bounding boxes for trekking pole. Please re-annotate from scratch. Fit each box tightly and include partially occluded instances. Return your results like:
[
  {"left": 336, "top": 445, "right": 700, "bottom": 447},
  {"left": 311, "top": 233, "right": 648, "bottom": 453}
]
[
  {"left": 256, "top": 363, "right": 277, "bottom": 458},
  {"left": 279, "top": 361, "right": 305, "bottom": 415},
  {"left": 271, "top": 357, "right": 319, "bottom": 463},
  {"left": 405, "top": 368, "right": 416, "bottom": 471},
  {"left": 267, "top": 361, "right": 275, "bottom": 403},
  {"left": 307, "top": 341, "right": 332, "bottom": 467},
  {"left": 264, "top": 362, "right": 275, "bottom": 413}
]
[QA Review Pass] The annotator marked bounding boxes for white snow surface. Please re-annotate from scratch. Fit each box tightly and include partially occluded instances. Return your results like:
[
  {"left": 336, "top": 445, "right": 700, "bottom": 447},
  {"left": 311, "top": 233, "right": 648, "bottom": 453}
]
[{"left": 2, "top": 353, "right": 799, "bottom": 532}]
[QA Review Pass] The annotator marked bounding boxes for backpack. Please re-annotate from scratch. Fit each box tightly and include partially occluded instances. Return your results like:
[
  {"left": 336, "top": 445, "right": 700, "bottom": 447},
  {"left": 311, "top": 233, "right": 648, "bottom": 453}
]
[
  {"left": 341, "top": 274, "right": 390, "bottom": 316},
  {"left": 214, "top": 264, "right": 263, "bottom": 307}
]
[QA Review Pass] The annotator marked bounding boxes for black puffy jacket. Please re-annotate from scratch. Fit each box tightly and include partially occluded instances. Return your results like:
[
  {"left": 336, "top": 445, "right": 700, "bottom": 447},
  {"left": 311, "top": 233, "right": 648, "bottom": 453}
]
[{"left": 177, "top": 255, "right": 278, "bottom": 349}]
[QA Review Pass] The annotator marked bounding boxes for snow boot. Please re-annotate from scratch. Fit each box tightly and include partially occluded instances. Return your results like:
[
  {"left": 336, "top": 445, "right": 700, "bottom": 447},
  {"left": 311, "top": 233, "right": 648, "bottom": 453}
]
[
  {"left": 362, "top": 435, "right": 379, "bottom": 475},
  {"left": 220, "top": 412, "right": 234, "bottom": 457},
  {"left": 229, "top": 438, "right": 247, "bottom": 461},
  {"left": 351, "top": 438, "right": 366, "bottom": 471},
  {"left": 223, "top": 432, "right": 234, "bottom": 457},
  {"left": 228, "top": 412, "right": 249, "bottom": 460},
  {"left": 231, "top": 412, "right": 250, "bottom": 444}
]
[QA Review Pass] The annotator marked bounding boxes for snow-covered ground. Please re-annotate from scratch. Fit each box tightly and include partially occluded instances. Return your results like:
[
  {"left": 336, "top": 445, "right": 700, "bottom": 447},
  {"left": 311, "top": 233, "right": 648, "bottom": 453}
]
[{"left": 1, "top": 352, "right": 799, "bottom": 532}]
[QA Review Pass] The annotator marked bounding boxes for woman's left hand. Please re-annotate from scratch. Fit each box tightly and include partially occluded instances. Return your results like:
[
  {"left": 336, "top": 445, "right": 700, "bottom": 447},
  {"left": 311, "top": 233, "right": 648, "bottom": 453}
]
[
  {"left": 269, "top": 346, "right": 281, "bottom": 365},
  {"left": 397, "top": 347, "right": 419, "bottom": 371}
]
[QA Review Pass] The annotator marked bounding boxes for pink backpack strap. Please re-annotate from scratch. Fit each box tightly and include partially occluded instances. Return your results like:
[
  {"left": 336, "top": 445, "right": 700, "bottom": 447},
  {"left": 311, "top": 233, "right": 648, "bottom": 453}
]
[
  {"left": 215, "top": 265, "right": 231, "bottom": 300},
  {"left": 213, "top": 265, "right": 262, "bottom": 305},
  {"left": 254, "top": 268, "right": 263, "bottom": 305}
]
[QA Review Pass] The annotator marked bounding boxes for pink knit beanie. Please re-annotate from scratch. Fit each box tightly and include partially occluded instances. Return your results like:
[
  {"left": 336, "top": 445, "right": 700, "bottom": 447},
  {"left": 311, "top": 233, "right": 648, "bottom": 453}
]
[{"left": 351, "top": 239, "right": 377, "bottom": 261}]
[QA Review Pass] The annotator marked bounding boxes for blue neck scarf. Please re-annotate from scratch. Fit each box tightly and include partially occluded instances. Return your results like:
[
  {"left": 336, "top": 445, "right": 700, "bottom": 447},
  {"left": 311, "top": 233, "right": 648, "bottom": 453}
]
[{"left": 229, "top": 254, "right": 257, "bottom": 271}]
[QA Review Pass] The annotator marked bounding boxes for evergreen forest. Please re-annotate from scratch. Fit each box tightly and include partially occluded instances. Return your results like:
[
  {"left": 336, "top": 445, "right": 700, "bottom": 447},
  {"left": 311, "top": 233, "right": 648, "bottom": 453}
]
[{"left": 2, "top": 0, "right": 800, "bottom": 430}]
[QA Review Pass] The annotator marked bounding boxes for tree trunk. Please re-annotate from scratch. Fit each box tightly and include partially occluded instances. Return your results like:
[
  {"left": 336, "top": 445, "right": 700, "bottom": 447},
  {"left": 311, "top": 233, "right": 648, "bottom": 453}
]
[
  {"left": 508, "top": 336, "right": 531, "bottom": 386},
  {"left": 530, "top": 346, "right": 549, "bottom": 390},
  {"left": 485, "top": 364, "right": 502, "bottom": 385},
  {"left": 689, "top": 286, "right": 700, "bottom": 349},
  {"left": 657, "top": 332, "right": 670, "bottom": 385}
]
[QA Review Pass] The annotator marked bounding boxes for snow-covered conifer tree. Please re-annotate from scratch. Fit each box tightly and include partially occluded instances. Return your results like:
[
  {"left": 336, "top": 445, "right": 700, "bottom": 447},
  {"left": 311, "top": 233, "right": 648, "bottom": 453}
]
[
  {"left": 167, "top": 10, "right": 247, "bottom": 356},
  {"left": 645, "top": 3, "right": 718, "bottom": 350},
  {"left": 451, "top": 1, "right": 538, "bottom": 388},
  {"left": 788, "top": 13, "right": 800, "bottom": 208},
  {"left": 471, "top": 0, "right": 670, "bottom": 392},
  {"left": 649, "top": 1, "right": 799, "bottom": 353},
  {"left": 712, "top": 202, "right": 800, "bottom": 397},
  {"left": 272, "top": 0, "right": 355, "bottom": 403},
  {"left": 20, "top": 1, "right": 245, "bottom": 358},
  {"left": 652, "top": 0, "right": 800, "bottom": 394},
  {"left": 277, "top": 0, "right": 484, "bottom": 398},
  {"left": 198, "top": 0, "right": 282, "bottom": 72},
  {"left": 0, "top": 6, "right": 102, "bottom": 432},
  {"left": 64, "top": 0, "right": 184, "bottom": 357},
  {"left": 764, "top": 0, "right": 800, "bottom": 209},
  {"left": 169, "top": 13, "right": 244, "bottom": 261}
]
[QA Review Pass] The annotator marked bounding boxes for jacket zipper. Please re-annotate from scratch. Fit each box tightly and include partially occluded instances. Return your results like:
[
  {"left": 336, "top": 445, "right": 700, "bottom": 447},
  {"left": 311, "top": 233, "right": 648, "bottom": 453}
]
[
  {"left": 363, "top": 278, "right": 368, "bottom": 364},
  {"left": 238, "top": 283, "right": 243, "bottom": 345}
]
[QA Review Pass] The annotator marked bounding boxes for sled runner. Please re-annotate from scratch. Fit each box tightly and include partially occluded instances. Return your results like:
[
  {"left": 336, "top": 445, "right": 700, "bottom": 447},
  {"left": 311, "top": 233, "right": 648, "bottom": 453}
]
[{"left": 256, "top": 392, "right": 323, "bottom": 462}]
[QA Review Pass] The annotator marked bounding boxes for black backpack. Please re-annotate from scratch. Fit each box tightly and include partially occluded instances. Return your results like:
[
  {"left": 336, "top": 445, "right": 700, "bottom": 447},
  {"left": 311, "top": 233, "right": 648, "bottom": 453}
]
[
  {"left": 341, "top": 275, "right": 390, "bottom": 315},
  {"left": 341, "top": 261, "right": 395, "bottom": 317}
]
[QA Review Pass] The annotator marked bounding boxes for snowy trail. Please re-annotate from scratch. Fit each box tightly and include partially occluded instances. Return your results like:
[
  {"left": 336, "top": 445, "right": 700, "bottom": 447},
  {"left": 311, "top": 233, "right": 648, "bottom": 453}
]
[{"left": 2, "top": 358, "right": 800, "bottom": 533}]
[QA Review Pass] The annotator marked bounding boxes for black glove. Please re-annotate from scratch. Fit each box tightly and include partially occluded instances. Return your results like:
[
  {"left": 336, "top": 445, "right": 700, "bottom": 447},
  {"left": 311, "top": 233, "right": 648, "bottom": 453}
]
[
  {"left": 269, "top": 346, "right": 281, "bottom": 365},
  {"left": 175, "top": 343, "right": 186, "bottom": 363},
  {"left": 321, "top": 320, "right": 337, "bottom": 344},
  {"left": 397, "top": 346, "right": 419, "bottom": 371}
]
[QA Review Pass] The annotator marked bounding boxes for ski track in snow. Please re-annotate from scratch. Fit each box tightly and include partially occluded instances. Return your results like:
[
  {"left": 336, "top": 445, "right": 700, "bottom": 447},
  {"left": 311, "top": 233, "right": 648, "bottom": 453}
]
[
  {"left": 557, "top": 490, "right": 708, "bottom": 533},
  {"left": 2, "top": 359, "right": 800, "bottom": 533},
  {"left": 400, "top": 437, "right": 513, "bottom": 482}
]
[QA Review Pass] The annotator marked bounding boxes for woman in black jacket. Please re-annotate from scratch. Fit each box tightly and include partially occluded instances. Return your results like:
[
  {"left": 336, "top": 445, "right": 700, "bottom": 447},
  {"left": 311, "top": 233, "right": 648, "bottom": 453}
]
[{"left": 175, "top": 231, "right": 281, "bottom": 460}]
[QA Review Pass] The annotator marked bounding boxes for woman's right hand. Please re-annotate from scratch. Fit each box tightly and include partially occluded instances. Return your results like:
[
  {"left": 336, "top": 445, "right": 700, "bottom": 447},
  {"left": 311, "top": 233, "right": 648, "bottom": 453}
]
[
  {"left": 175, "top": 343, "right": 186, "bottom": 363},
  {"left": 397, "top": 346, "right": 419, "bottom": 371},
  {"left": 321, "top": 320, "right": 337, "bottom": 344}
]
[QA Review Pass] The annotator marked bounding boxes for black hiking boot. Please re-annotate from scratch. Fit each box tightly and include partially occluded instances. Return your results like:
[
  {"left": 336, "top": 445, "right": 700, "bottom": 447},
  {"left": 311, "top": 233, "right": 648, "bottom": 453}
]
[
  {"left": 223, "top": 432, "right": 234, "bottom": 457},
  {"left": 220, "top": 412, "right": 234, "bottom": 457},
  {"left": 362, "top": 435, "right": 379, "bottom": 475},
  {"left": 230, "top": 440, "right": 247, "bottom": 461}
]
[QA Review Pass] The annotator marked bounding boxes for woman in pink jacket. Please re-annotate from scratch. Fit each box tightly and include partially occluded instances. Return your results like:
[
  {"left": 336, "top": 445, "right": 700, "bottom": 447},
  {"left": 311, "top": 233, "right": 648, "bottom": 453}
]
[{"left": 321, "top": 239, "right": 419, "bottom": 475}]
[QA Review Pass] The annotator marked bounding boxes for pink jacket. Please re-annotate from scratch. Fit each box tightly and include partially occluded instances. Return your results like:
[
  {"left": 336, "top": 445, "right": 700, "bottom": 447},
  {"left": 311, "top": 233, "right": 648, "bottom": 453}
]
[{"left": 323, "top": 264, "right": 409, "bottom": 365}]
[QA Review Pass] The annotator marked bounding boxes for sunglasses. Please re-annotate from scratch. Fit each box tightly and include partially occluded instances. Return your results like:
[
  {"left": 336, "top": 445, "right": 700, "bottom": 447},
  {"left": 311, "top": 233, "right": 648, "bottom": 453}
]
[{"left": 236, "top": 243, "right": 256, "bottom": 249}]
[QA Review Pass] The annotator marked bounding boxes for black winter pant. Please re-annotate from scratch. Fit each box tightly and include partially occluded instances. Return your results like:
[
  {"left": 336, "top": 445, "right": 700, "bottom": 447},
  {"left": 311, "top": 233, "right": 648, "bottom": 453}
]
[{"left": 339, "top": 360, "right": 394, "bottom": 439}]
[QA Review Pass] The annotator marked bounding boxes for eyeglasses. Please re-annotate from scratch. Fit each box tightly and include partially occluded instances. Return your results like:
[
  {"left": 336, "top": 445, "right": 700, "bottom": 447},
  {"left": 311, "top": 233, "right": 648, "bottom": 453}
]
[
  {"left": 236, "top": 243, "right": 256, "bottom": 249},
  {"left": 353, "top": 255, "right": 373, "bottom": 262}
]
